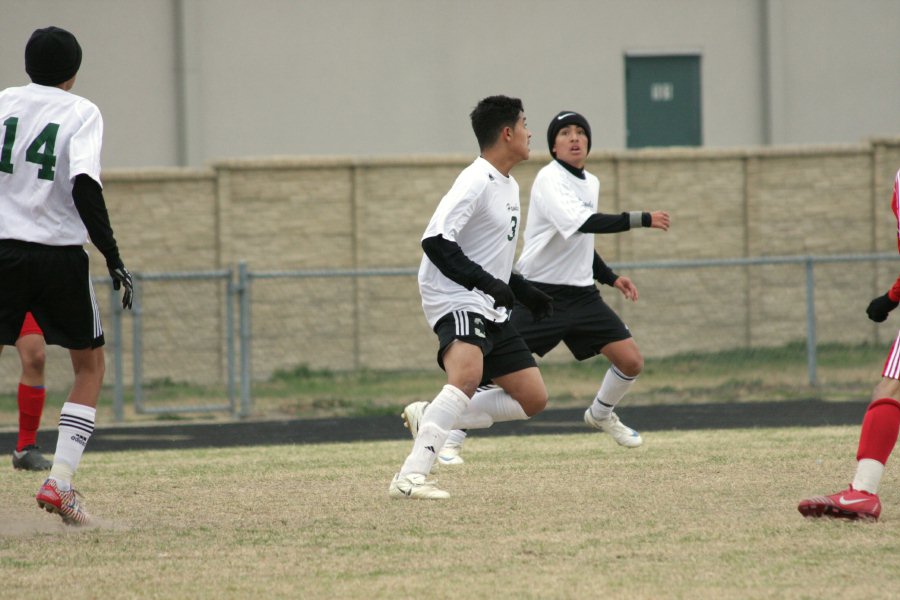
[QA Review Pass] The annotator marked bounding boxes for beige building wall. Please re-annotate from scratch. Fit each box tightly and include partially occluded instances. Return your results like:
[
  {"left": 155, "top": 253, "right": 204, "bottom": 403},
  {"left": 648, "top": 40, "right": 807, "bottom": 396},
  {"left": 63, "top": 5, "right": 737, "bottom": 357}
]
[{"left": 3, "top": 1, "right": 900, "bottom": 168}]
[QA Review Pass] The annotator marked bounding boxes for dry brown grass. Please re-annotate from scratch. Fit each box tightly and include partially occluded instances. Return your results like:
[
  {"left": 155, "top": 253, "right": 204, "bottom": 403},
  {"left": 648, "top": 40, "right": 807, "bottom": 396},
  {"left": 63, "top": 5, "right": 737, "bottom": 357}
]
[
  {"left": 1, "top": 425, "right": 898, "bottom": 599},
  {"left": 0, "top": 342, "right": 881, "bottom": 429}
]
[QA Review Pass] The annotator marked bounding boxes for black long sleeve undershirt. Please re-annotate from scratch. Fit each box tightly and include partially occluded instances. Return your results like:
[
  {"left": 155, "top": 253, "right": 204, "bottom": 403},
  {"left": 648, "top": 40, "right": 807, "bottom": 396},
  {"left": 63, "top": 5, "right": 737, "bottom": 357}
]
[
  {"left": 556, "top": 157, "right": 651, "bottom": 235},
  {"left": 592, "top": 250, "right": 618, "bottom": 286},
  {"left": 72, "top": 174, "right": 123, "bottom": 268},
  {"left": 579, "top": 213, "right": 632, "bottom": 234},
  {"left": 421, "top": 234, "right": 497, "bottom": 290},
  {"left": 579, "top": 211, "right": 653, "bottom": 234}
]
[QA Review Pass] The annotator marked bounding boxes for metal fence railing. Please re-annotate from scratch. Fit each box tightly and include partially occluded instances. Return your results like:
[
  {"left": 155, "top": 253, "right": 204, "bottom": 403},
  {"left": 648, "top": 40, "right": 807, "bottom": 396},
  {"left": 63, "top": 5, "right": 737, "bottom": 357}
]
[
  {"left": 604, "top": 253, "right": 899, "bottom": 387},
  {"left": 125, "top": 269, "right": 236, "bottom": 420},
  {"left": 5, "top": 253, "right": 896, "bottom": 421}
]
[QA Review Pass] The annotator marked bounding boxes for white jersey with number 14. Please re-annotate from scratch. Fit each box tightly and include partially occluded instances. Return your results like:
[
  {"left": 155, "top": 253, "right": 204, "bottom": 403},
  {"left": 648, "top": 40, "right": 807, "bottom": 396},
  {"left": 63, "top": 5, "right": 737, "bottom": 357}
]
[{"left": 0, "top": 83, "right": 103, "bottom": 246}]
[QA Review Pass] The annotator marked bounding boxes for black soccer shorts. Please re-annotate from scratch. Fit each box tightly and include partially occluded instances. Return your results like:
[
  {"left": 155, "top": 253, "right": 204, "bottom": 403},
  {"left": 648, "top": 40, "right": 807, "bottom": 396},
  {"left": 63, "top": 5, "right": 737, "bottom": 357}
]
[
  {"left": 0, "top": 240, "right": 104, "bottom": 349},
  {"left": 510, "top": 282, "right": 631, "bottom": 361},
  {"left": 433, "top": 310, "right": 537, "bottom": 384}
]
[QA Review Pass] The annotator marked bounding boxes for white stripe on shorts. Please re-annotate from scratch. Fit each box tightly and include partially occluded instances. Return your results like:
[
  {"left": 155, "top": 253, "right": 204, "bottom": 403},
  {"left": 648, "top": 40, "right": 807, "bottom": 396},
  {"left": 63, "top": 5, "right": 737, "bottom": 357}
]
[
  {"left": 88, "top": 276, "right": 103, "bottom": 338},
  {"left": 883, "top": 330, "right": 900, "bottom": 379},
  {"left": 453, "top": 310, "right": 469, "bottom": 337}
]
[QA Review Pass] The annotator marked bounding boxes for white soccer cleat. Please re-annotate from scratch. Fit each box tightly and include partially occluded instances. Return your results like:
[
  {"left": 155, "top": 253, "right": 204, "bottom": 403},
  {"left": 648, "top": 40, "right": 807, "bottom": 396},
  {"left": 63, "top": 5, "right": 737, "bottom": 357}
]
[
  {"left": 388, "top": 473, "right": 450, "bottom": 500},
  {"left": 401, "top": 401, "right": 428, "bottom": 439},
  {"left": 584, "top": 409, "right": 643, "bottom": 448},
  {"left": 437, "top": 442, "right": 464, "bottom": 466}
]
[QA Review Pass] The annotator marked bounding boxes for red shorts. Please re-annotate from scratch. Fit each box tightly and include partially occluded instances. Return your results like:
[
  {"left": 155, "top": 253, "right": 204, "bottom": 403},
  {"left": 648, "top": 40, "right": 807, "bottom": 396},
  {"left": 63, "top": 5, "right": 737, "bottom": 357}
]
[{"left": 19, "top": 312, "right": 43, "bottom": 338}]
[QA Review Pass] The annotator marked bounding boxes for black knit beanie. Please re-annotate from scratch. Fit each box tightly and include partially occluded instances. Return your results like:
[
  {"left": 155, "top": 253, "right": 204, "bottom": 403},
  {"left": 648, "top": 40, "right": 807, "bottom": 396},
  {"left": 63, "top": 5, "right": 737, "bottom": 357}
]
[
  {"left": 25, "top": 26, "right": 82, "bottom": 86},
  {"left": 547, "top": 111, "right": 592, "bottom": 157}
]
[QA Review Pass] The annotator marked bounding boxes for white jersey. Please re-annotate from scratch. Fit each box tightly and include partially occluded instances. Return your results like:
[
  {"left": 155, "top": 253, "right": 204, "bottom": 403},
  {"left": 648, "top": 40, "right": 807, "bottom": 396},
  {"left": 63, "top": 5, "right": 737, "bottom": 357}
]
[
  {"left": 516, "top": 160, "right": 598, "bottom": 286},
  {"left": 418, "top": 157, "right": 522, "bottom": 327},
  {"left": 0, "top": 83, "right": 103, "bottom": 246}
]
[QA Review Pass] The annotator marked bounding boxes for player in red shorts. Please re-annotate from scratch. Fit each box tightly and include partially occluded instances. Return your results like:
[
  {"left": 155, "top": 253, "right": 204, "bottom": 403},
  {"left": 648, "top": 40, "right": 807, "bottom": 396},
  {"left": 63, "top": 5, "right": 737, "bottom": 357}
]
[
  {"left": 1, "top": 312, "right": 51, "bottom": 471},
  {"left": 798, "top": 169, "right": 900, "bottom": 521}
]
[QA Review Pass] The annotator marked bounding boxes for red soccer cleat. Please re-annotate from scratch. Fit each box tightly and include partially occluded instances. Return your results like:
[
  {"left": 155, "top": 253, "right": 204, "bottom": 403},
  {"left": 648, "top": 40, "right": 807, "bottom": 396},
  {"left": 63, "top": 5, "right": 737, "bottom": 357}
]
[
  {"left": 798, "top": 486, "right": 881, "bottom": 521},
  {"left": 35, "top": 478, "right": 91, "bottom": 526}
]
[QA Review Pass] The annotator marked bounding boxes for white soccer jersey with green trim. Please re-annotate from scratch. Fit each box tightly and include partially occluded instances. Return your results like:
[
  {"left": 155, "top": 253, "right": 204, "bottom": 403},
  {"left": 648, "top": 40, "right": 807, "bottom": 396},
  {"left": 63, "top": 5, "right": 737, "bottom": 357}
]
[
  {"left": 0, "top": 83, "right": 103, "bottom": 245},
  {"left": 516, "top": 160, "right": 599, "bottom": 286},
  {"left": 418, "top": 157, "right": 522, "bottom": 328}
]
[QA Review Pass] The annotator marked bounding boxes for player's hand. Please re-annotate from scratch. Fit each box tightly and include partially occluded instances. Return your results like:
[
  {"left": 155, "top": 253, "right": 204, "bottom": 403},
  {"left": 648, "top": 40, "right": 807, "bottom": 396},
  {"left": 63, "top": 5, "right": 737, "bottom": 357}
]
[
  {"left": 108, "top": 261, "right": 134, "bottom": 310},
  {"left": 650, "top": 211, "right": 670, "bottom": 231},
  {"left": 517, "top": 283, "right": 554, "bottom": 321},
  {"left": 866, "top": 293, "right": 898, "bottom": 323},
  {"left": 480, "top": 277, "right": 515, "bottom": 311},
  {"left": 614, "top": 276, "right": 638, "bottom": 302}
]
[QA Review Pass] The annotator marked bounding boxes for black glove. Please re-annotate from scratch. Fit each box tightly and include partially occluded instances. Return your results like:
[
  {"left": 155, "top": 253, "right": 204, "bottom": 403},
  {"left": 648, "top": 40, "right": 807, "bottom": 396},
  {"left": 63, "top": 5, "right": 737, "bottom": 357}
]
[
  {"left": 866, "top": 293, "right": 899, "bottom": 323},
  {"left": 108, "top": 261, "right": 134, "bottom": 310},
  {"left": 478, "top": 277, "right": 515, "bottom": 310},
  {"left": 522, "top": 286, "right": 554, "bottom": 321},
  {"left": 509, "top": 274, "right": 554, "bottom": 321}
]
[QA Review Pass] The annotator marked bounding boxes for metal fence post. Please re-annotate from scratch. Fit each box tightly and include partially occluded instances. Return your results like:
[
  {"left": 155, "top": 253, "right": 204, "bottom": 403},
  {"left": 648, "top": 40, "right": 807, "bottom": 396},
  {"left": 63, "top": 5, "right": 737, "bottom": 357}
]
[
  {"left": 111, "top": 281, "right": 124, "bottom": 422},
  {"left": 238, "top": 262, "right": 252, "bottom": 417},
  {"left": 132, "top": 275, "right": 144, "bottom": 412},
  {"left": 226, "top": 266, "right": 236, "bottom": 414},
  {"left": 804, "top": 257, "right": 818, "bottom": 386}
]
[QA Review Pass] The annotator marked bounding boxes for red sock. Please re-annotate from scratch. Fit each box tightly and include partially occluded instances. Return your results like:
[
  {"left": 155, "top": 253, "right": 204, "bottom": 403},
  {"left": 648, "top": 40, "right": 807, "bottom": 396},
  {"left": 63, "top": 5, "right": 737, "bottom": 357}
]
[
  {"left": 856, "top": 397, "right": 900, "bottom": 465},
  {"left": 16, "top": 383, "right": 46, "bottom": 452}
]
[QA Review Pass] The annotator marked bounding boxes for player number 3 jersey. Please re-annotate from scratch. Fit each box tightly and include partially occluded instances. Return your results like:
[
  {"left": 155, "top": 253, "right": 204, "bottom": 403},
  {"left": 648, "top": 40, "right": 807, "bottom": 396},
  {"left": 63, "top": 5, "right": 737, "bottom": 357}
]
[
  {"left": 0, "top": 83, "right": 103, "bottom": 246},
  {"left": 418, "top": 157, "right": 521, "bottom": 328}
]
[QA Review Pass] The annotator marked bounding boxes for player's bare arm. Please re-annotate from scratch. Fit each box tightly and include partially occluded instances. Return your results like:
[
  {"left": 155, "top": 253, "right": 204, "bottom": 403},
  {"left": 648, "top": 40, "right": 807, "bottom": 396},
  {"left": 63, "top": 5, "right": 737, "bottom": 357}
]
[{"left": 614, "top": 276, "right": 638, "bottom": 302}]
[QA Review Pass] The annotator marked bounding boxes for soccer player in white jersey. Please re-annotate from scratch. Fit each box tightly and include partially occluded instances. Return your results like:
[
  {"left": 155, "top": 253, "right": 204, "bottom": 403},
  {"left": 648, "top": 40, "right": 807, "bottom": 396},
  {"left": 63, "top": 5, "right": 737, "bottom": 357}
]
[
  {"left": 433, "top": 111, "right": 670, "bottom": 465},
  {"left": 798, "top": 169, "right": 900, "bottom": 521},
  {"left": 0, "top": 27, "right": 133, "bottom": 525},
  {"left": 389, "top": 95, "right": 554, "bottom": 499}
]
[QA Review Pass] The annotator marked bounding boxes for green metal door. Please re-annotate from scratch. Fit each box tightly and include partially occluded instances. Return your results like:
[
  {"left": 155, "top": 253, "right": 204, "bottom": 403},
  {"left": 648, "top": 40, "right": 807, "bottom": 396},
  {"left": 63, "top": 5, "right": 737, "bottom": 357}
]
[{"left": 625, "top": 55, "right": 702, "bottom": 148}]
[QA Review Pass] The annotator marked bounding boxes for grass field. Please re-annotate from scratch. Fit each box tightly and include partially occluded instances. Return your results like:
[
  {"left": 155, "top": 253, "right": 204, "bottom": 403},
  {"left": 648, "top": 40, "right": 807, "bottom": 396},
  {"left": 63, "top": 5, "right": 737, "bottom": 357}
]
[
  {"left": 0, "top": 342, "right": 882, "bottom": 427},
  {"left": 1, "top": 425, "right": 897, "bottom": 599}
]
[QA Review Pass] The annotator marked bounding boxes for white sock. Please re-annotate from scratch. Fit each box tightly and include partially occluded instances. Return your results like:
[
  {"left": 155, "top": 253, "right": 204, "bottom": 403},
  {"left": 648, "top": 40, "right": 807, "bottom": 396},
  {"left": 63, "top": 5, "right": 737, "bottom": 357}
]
[
  {"left": 454, "top": 408, "right": 493, "bottom": 430},
  {"left": 445, "top": 429, "right": 468, "bottom": 448},
  {"left": 453, "top": 386, "right": 528, "bottom": 429},
  {"left": 50, "top": 402, "right": 96, "bottom": 490},
  {"left": 589, "top": 365, "right": 636, "bottom": 420},
  {"left": 852, "top": 458, "right": 886, "bottom": 494},
  {"left": 400, "top": 385, "right": 468, "bottom": 477}
]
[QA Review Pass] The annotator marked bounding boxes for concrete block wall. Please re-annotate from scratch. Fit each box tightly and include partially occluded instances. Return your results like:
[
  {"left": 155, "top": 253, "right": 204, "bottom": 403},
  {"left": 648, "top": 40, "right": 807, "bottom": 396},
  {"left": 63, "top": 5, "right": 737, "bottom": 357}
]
[{"left": 5, "top": 139, "right": 900, "bottom": 391}]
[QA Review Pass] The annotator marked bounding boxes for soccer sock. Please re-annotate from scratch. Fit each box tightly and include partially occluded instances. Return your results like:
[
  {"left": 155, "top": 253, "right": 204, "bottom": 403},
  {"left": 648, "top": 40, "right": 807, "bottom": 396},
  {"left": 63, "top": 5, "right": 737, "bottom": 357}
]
[
  {"left": 852, "top": 397, "right": 900, "bottom": 493},
  {"left": 445, "top": 428, "right": 468, "bottom": 447},
  {"left": 589, "top": 365, "right": 636, "bottom": 420},
  {"left": 16, "top": 382, "right": 46, "bottom": 452},
  {"left": 400, "top": 385, "right": 468, "bottom": 477},
  {"left": 453, "top": 386, "right": 527, "bottom": 430},
  {"left": 453, "top": 408, "right": 492, "bottom": 430},
  {"left": 852, "top": 459, "right": 885, "bottom": 495},
  {"left": 49, "top": 402, "right": 96, "bottom": 490}
]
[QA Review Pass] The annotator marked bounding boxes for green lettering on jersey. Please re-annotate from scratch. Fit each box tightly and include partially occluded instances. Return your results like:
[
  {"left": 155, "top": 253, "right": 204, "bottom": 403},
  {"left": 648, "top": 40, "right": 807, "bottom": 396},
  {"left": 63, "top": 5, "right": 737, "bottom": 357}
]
[
  {"left": 0, "top": 118, "right": 60, "bottom": 181},
  {"left": 0, "top": 116, "right": 17, "bottom": 174},
  {"left": 25, "top": 123, "right": 60, "bottom": 181},
  {"left": 507, "top": 215, "right": 518, "bottom": 241}
]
